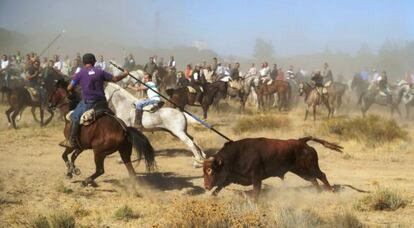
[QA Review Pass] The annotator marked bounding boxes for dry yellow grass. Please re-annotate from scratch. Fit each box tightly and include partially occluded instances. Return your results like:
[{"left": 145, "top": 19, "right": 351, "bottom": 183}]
[{"left": 0, "top": 102, "right": 413, "bottom": 227}]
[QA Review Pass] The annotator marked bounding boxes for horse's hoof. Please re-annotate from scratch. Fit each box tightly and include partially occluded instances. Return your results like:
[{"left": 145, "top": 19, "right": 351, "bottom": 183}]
[
  {"left": 73, "top": 168, "right": 81, "bottom": 175},
  {"left": 66, "top": 173, "right": 73, "bottom": 179}
]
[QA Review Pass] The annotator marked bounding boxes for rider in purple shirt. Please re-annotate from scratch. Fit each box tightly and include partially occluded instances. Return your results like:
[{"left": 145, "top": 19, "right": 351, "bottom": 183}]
[{"left": 60, "top": 53, "right": 128, "bottom": 148}]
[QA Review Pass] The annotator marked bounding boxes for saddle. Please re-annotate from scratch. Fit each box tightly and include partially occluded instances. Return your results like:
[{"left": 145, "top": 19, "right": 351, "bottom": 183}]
[
  {"left": 315, "top": 87, "right": 328, "bottom": 95},
  {"left": 187, "top": 86, "right": 203, "bottom": 93},
  {"left": 324, "top": 80, "right": 333, "bottom": 87},
  {"left": 25, "top": 86, "right": 39, "bottom": 102},
  {"left": 228, "top": 80, "right": 243, "bottom": 90},
  {"left": 66, "top": 102, "right": 115, "bottom": 126},
  {"left": 142, "top": 101, "right": 165, "bottom": 113}
]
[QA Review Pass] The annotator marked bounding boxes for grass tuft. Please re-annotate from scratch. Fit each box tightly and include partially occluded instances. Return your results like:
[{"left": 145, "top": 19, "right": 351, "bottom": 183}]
[
  {"left": 354, "top": 187, "right": 408, "bottom": 211},
  {"left": 28, "top": 215, "right": 50, "bottom": 228},
  {"left": 233, "top": 114, "right": 290, "bottom": 132},
  {"left": 55, "top": 182, "right": 73, "bottom": 194},
  {"left": 320, "top": 115, "right": 408, "bottom": 147},
  {"left": 49, "top": 212, "right": 76, "bottom": 228},
  {"left": 113, "top": 205, "right": 139, "bottom": 221}
]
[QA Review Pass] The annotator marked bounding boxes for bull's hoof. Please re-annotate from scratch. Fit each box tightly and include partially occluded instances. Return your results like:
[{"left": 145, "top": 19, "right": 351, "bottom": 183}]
[
  {"left": 81, "top": 180, "right": 98, "bottom": 188},
  {"left": 73, "top": 168, "right": 81, "bottom": 175}
]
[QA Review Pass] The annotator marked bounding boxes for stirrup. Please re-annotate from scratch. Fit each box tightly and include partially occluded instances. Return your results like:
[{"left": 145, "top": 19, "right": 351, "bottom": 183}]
[{"left": 59, "top": 139, "right": 72, "bottom": 148}]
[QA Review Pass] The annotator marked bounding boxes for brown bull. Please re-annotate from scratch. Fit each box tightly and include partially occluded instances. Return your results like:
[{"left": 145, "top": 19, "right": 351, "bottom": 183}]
[{"left": 203, "top": 137, "right": 343, "bottom": 199}]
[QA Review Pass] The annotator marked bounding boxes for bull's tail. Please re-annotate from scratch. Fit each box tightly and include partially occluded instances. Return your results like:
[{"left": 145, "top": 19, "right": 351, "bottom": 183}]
[{"left": 300, "top": 136, "right": 343, "bottom": 153}]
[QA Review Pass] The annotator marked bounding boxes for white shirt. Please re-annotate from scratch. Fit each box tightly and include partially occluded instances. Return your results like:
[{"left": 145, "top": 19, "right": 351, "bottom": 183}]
[
  {"left": 260, "top": 67, "right": 270, "bottom": 77},
  {"left": 248, "top": 67, "right": 257, "bottom": 76},
  {"left": 53, "top": 61, "right": 63, "bottom": 71},
  {"left": 95, "top": 61, "right": 107, "bottom": 70},
  {"left": 168, "top": 60, "right": 176, "bottom": 68},
  {"left": 145, "top": 81, "right": 160, "bottom": 101},
  {"left": 1, "top": 60, "right": 9, "bottom": 69}
]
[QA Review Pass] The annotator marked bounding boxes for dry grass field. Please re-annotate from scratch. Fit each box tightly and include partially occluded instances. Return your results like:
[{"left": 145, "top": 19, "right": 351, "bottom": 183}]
[{"left": 0, "top": 100, "right": 413, "bottom": 227}]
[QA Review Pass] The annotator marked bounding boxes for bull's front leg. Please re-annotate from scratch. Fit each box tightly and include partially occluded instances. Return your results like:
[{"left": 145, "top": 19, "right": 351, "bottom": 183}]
[{"left": 212, "top": 185, "right": 223, "bottom": 196}]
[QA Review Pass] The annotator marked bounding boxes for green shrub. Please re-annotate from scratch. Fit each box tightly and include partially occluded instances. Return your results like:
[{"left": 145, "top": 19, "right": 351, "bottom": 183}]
[
  {"left": 320, "top": 115, "right": 407, "bottom": 147},
  {"left": 113, "top": 205, "right": 138, "bottom": 221},
  {"left": 233, "top": 114, "right": 290, "bottom": 132},
  {"left": 354, "top": 188, "right": 408, "bottom": 211}
]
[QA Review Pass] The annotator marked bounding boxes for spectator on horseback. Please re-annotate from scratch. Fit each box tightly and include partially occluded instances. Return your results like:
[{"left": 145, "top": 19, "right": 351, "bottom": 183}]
[
  {"left": 212, "top": 57, "right": 218, "bottom": 74},
  {"left": 270, "top": 64, "right": 278, "bottom": 80},
  {"left": 276, "top": 67, "right": 285, "bottom": 81},
  {"left": 177, "top": 71, "right": 190, "bottom": 87},
  {"left": 259, "top": 62, "right": 271, "bottom": 83},
  {"left": 26, "top": 58, "right": 46, "bottom": 106},
  {"left": 191, "top": 64, "right": 206, "bottom": 104},
  {"left": 94, "top": 55, "right": 107, "bottom": 70},
  {"left": 311, "top": 70, "right": 324, "bottom": 88},
  {"left": 60, "top": 53, "right": 129, "bottom": 148},
  {"left": 247, "top": 63, "right": 257, "bottom": 76},
  {"left": 379, "top": 71, "right": 391, "bottom": 98},
  {"left": 144, "top": 57, "right": 158, "bottom": 75},
  {"left": 128, "top": 72, "right": 161, "bottom": 128},
  {"left": 286, "top": 65, "right": 295, "bottom": 80},
  {"left": 322, "top": 62, "right": 333, "bottom": 85},
  {"left": 203, "top": 65, "right": 214, "bottom": 83},
  {"left": 168, "top": 56, "right": 176, "bottom": 73},
  {"left": 185, "top": 64, "right": 192, "bottom": 80},
  {"left": 0, "top": 54, "right": 10, "bottom": 87},
  {"left": 230, "top": 62, "right": 240, "bottom": 81},
  {"left": 53, "top": 55, "right": 63, "bottom": 72},
  {"left": 124, "top": 54, "right": 136, "bottom": 71}
]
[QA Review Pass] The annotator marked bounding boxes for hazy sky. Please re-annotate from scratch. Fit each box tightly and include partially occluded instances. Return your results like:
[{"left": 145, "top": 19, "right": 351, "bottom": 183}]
[{"left": 0, "top": 0, "right": 413, "bottom": 57}]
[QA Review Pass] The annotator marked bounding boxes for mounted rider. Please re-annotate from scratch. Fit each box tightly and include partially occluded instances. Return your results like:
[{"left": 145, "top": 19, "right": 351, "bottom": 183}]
[
  {"left": 311, "top": 70, "right": 326, "bottom": 95},
  {"left": 322, "top": 62, "right": 333, "bottom": 86},
  {"left": 26, "top": 58, "right": 46, "bottom": 106},
  {"left": 60, "top": 53, "right": 128, "bottom": 148},
  {"left": 191, "top": 64, "right": 206, "bottom": 104},
  {"left": 259, "top": 62, "right": 271, "bottom": 84},
  {"left": 128, "top": 72, "right": 161, "bottom": 128}
]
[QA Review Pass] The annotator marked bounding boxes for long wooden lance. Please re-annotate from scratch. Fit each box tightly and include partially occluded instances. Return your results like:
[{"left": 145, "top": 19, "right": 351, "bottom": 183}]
[{"left": 109, "top": 61, "right": 233, "bottom": 142}]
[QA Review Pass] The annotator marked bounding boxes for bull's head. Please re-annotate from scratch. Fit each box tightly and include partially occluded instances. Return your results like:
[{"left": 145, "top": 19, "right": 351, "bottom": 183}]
[{"left": 203, "top": 157, "right": 223, "bottom": 190}]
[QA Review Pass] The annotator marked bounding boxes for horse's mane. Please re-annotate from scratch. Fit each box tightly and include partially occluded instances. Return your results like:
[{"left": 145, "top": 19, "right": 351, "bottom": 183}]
[{"left": 106, "top": 82, "right": 138, "bottom": 102}]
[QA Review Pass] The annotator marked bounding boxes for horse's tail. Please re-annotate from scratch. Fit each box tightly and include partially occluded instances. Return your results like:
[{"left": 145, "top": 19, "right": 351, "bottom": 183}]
[
  {"left": 126, "top": 127, "right": 156, "bottom": 171},
  {"left": 357, "top": 91, "right": 365, "bottom": 105},
  {"left": 300, "top": 136, "right": 343, "bottom": 153}
]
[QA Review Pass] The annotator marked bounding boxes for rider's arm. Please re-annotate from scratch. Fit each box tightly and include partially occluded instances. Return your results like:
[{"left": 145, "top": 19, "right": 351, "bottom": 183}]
[
  {"left": 110, "top": 69, "right": 129, "bottom": 82},
  {"left": 128, "top": 83, "right": 147, "bottom": 91},
  {"left": 26, "top": 70, "right": 39, "bottom": 80}
]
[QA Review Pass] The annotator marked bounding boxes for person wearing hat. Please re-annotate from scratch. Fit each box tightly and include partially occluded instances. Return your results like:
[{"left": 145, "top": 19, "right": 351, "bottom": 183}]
[{"left": 60, "top": 53, "right": 129, "bottom": 148}]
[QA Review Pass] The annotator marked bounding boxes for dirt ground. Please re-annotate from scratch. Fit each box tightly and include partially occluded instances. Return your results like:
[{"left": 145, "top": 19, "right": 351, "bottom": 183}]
[{"left": 0, "top": 101, "right": 413, "bottom": 227}]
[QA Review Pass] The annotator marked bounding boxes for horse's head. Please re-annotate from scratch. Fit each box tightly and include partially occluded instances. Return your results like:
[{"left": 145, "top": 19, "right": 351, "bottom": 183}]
[{"left": 48, "top": 85, "right": 68, "bottom": 109}]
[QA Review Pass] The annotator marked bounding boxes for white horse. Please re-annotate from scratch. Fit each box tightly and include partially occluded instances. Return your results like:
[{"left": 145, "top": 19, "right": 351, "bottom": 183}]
[{"left": 105, "top": 82, "right": 206, "bottom": 167}]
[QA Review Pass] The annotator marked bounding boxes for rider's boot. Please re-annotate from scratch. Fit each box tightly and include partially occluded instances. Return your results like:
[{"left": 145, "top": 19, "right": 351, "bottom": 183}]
[
  {"left": 135, "top": 110, "right": 144, "bottom": 128},
  {"left": 59, "top": 121, "right": 80, "bottom": 148}
]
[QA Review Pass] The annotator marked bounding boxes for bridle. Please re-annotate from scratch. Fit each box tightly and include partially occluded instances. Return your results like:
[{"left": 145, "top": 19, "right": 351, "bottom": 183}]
[{"left": 49, "top": 87, "right": 71, "bottom": 110}]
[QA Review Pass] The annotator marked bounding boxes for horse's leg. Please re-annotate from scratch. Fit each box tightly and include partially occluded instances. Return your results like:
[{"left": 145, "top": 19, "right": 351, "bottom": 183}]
[
  {"left": 82, "top": 150, "right": 105, "bottom": 187},
  {"left": 323, "top": 98, "right": 331, "bottom": 118},
  {"left": 202, "top": 103, "right": 209, "bottom": 119},
  {"left": 11, "top": 106, "right": 23, "bottom": 129},
  {"left": 118, "top": 142, "right": 136, "bottom": 178},
  {"left": 174, "top": 130, "right": 205, "bottom": 168},
  {"left": 62, "top": 148, "right": 75, "bottom": 178},
  {"left": 42, "top": 107, "right": 54, "bottom": 126},
  {"left": 5, "top": 107, "right": 13, "bottom": 127},
  {"left": 313, "top": 104, "right": 317, "bottom": 121},
  {"left": 304, "top": 106, "right": 309, "bottom": 121},
  {"left": 70, "top": 149, "right": 84, "bottom": 176},
  {"left": 39, "top": 106, "right": 45, "bottom": 127},
  {"left": 31, "top": 106, "right": 40, "bottom": 123}
]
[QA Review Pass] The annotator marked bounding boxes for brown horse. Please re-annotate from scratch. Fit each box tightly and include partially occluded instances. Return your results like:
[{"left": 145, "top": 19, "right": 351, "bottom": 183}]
[
  {"left": 255, "top": 80, "right": 291, "bottom": 111},
  {"left": 166, "top": 81, "right": 227, "bottom": 119},
  {"left": 49, "top": 80, "right": 156, "bottom": 186},
  {"left": 157, "top": 67, "right": 177, "bottom": 93}
]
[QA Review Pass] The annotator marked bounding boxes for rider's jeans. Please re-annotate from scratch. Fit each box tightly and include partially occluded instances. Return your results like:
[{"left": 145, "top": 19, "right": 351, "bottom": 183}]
[{"left": 71, "top": 101, "right": 94, "bottom": 123}]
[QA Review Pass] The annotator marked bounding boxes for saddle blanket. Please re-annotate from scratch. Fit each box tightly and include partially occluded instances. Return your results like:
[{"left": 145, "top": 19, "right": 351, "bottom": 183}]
[
  {"left": 25, "top": 87, "right": 39, "bottom": 102},
  {"left": 66, "top": 109, "right": 96, "bottom": 126},
  {"left": 229, "top": 80, "right": 243, "bottom": 90},
  {"left": 187, "top": 86, "right": 203, "bottom": 93},
  {"left": 142, "top": 101, "right": 165, "bottom": 112}
]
